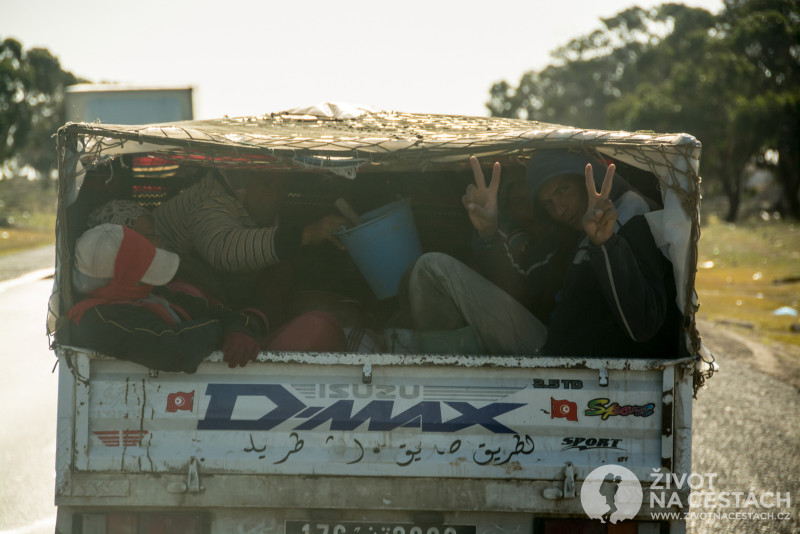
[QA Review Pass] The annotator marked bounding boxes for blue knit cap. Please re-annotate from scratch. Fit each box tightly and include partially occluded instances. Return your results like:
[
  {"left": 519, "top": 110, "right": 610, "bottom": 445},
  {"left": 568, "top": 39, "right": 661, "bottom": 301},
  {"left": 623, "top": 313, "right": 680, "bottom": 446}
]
[{"left": 525, "top": 149, "right": 611, "bottom": 206}]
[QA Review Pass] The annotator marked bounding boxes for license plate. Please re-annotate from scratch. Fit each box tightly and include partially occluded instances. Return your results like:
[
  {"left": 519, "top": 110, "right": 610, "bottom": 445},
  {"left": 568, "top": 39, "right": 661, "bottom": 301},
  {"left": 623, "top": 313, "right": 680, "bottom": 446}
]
[{"left": 285, "top": 521, "right": 476, "bottom": 534}]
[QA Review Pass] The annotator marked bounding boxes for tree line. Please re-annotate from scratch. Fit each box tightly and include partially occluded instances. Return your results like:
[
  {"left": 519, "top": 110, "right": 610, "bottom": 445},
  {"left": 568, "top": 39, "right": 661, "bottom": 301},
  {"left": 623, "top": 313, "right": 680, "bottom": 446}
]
[
  {"left": 3, "top": 2, "right": 799, "bottom": 221},
  {"left": 1, "top": 37, "right": 84, "bottom": 186},
  {"left": 486, "top": 0, "right": 799, "bottom": 222}
]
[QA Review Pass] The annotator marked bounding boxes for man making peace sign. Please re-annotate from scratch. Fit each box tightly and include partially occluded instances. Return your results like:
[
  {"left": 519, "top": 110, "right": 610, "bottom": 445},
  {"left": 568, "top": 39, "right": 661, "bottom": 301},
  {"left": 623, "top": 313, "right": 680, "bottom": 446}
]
[{"left": 407, "top": 149, "right": 681, "bottom": 358}]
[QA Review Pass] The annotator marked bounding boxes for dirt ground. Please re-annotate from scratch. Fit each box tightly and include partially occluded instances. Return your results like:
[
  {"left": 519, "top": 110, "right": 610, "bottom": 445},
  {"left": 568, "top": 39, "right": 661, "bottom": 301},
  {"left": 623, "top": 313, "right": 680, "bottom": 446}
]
[
  {"left": 691, "top": 319, "right": 800, "bottom": 534},
  {"left": 697, "top": 318, "right": 800, "bottom": 392}
]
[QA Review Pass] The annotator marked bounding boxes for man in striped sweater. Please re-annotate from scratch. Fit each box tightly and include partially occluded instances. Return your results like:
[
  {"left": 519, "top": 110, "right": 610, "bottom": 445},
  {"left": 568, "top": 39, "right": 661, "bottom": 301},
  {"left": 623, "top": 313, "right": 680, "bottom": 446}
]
[
  {"left": 153, "top": 169, "right": 346, "bottom": 313},
  {"left": 154, "top": 170, "right": 344, "bottom": 273}
]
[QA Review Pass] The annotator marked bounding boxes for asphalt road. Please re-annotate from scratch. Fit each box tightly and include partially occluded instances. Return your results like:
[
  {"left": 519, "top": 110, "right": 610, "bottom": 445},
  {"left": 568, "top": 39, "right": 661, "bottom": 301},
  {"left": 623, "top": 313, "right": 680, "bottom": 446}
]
[
  {"left": 0, "top": 246, "right": 55, "bottom": 283},
  {"left": 0, "top": 251, "right": 58, "bottom": 534},
  {"left": 0, "top": 246, "right": 797, "bottom": 533}
]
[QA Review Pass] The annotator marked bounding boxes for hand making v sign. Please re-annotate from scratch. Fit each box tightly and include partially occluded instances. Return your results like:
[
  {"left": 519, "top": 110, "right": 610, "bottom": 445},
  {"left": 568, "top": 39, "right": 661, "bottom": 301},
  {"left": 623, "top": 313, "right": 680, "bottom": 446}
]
[
  {"left": 583, "top": 163, "right": 618, "bottom": 245},
  {"left": 464, "top": 156, "right": 502, "bottom": 238}
]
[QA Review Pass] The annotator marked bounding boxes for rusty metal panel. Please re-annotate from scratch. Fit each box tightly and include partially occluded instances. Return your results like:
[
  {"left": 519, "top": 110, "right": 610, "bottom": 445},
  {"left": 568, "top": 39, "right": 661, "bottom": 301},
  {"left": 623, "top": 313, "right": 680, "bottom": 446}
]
[
  {"left": 55, "top": 349, "right": 76, "bottom": 496},
  {"left": 661, "top": 365, "right": 675, "bottom": 471},
  {"left": 73, "top": 352, "right": 91, "bottom": 472}
]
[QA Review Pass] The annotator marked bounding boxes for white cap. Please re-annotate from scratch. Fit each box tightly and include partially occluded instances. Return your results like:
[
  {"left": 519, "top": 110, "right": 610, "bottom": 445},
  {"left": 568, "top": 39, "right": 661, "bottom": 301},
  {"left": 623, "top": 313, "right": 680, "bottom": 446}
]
[{"left": 75, "top": 223, "right": 179, "bottom": 285}]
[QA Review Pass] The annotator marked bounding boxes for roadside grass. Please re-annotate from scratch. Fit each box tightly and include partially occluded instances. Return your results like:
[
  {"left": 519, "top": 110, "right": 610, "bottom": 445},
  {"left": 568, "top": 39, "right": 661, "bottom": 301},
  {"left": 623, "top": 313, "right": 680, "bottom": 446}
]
[
  {"left": 695, "top": 215, "right": 800, "bottom": 351},
  {"left": 0, "top": 220, "right": 56, "bottom": 256},
  {"left": 0, "top": 177, "right": 57, "bottom": 256}
]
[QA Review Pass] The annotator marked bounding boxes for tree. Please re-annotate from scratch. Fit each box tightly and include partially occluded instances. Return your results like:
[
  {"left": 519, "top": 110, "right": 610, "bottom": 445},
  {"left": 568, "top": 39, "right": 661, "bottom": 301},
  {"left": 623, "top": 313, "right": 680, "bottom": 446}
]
[
  {"left": 0, "top": 38, "right": 32, "bottom": 165},
  {"left": 607, "top": 4, "right": 763, "bottom": 221},
  {"left": 487, "top": 6, "right": 662, "bottom": 128},
  {"left": 487, "top": 1, "right": 800, "bottom": 221},
  {"left": 0, "top": 37, "right": 83, "bottom": 184},
  {"left": 720, "top": 0, "right": 800, "bottom": 218}
]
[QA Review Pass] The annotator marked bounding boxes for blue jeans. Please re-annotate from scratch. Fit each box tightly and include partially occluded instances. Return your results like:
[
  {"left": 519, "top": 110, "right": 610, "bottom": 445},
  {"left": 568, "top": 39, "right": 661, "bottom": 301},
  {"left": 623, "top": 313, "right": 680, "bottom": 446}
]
[{"left": 408, "top": 252, "right": 547, "bottom": 355}]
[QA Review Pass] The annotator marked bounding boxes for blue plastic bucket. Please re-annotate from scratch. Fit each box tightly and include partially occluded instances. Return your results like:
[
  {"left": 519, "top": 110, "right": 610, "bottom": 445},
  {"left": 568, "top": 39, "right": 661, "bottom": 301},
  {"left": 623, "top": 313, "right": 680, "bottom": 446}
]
[{"left": 334, "top": 199, "right": 423, "bottom": 299}]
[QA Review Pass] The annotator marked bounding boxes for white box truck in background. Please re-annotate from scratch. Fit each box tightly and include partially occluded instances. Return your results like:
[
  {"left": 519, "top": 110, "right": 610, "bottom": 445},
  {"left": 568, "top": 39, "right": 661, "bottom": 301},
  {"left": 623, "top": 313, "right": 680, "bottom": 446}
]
[{"left": 64, "top": 84, "right": 193, "bottom": 124}]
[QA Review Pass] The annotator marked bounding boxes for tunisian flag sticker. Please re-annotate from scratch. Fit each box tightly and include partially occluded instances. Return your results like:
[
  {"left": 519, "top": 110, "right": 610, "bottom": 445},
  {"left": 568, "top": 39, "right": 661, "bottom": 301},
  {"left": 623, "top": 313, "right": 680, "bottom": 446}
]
[
  {"left": 551, "top": 397, "right": 578, "bottom": 422},
  {"left": 166, "top": 391, "right": 195, "bottom": 412}
]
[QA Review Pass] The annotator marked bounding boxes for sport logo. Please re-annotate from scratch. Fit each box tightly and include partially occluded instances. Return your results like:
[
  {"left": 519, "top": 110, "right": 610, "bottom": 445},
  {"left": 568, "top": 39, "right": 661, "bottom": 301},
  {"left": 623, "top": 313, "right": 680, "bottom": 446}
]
[
  {"left": 581, "top": 464, "right": 643, "bottom": 523},
  {"left": 585, "top": 398, "right": 655, "bottom": 420},
  {"left": 550, "top": 398, "right": 578, "bottom": 422},
  {"left": 561, "top": 437, "right": 624, "bottom": 452}
]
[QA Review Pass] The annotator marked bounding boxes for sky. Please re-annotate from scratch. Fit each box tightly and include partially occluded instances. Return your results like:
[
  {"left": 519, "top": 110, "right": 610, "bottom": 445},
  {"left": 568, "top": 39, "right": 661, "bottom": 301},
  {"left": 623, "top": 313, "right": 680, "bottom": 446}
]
[{"left": 1, "top": 0, "right": 724, "bottom": 120}]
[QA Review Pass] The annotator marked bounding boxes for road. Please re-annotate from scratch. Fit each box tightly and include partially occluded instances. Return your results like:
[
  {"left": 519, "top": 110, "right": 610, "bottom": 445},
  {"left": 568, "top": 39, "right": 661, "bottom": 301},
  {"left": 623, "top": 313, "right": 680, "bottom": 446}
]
[
  {"left": 0, "top": 246, "right": 797, "bottom": 533},
  {"left": 689, "top": 322, "right": 800, "bottom": 533},
  {"left": 0, "top": 247, "right": 57, "bottom": 534}
]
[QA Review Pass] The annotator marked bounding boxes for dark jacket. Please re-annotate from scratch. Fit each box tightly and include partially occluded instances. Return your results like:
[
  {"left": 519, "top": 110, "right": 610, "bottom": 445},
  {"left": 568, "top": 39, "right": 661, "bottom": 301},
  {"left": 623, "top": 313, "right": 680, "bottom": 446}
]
[
  {"left": 474, "top": 151, "right": 681, "bottom": 358},
  {"left": 474, "top": 215, "right": 680, "bottom": 358},
  {"left": 70, "top": 287, "right": 263, "bottom": 372},
  {"left": 544, "top": 215, "right": 679, "bottom": 357}
]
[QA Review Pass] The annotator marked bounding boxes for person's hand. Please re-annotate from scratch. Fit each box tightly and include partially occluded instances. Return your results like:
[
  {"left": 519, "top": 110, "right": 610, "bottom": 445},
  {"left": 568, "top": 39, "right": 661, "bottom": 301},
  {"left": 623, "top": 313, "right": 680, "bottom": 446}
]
[
  {"left": 583, "top": 163, "right": 618, "bottom": 245},
  {"left": 302, "top": 215, "right": 347, "bottom": 250},
  {"left": 463, "top": 156, "right": 501, "bottom": 238},
  {"left": 222, "top": 330, "right": 260, "bottom": 368}
]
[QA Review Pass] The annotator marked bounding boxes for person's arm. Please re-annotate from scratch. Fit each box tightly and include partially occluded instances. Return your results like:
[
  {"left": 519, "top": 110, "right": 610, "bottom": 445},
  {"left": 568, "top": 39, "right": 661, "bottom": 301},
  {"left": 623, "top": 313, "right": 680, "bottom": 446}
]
[
  {"left": 589, "top": 215, "right": 669, "bottom": 342},
  {"left": 190, "top": 197, "right": 346, "bottom": 273},
  {"left": 190, "top": 196, "right": 283, "bottom": 272},
  {"left": 473, "top": 225, "right": 571, "bottom": 320},
  {"left": 463, "top": 156, "right": 501, "bottom": 238},
  {"left": 465, "top": 156, "right": 528, "bottom": 300},
  {"left": 465, "top": 156, "right": 567, "bottom": 315},
  {"left": 581, "top": 163, "right": 669, "bottom": 342},
  {"left": 160, "top": 285, "right": 270, "bottom": 368}
]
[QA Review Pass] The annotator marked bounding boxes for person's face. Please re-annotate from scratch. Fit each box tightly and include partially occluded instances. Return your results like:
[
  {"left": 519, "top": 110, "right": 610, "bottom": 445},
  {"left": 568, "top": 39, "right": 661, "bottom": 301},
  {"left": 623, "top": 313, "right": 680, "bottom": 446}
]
[
  {"left": 131, "top": 214, "right": 161, "bottom": 247},
  {"left": 536, "top": 174, "right": 587, "bottom": 231},
  {"left": 244, "top": 175, "right": 289, "bottom": 227}
]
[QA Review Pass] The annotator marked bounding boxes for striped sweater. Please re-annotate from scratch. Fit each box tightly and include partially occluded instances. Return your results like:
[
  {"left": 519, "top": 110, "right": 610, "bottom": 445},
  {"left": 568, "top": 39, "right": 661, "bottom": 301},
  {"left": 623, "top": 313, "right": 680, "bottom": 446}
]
[{"left": 153, "top": 172, "right": 296, "bottom": 273}]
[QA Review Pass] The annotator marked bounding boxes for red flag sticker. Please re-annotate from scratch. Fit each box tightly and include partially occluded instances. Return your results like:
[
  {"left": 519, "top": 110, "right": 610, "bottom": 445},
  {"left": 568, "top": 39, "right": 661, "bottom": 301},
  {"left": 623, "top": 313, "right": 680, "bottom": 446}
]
[
  {"left": 551, "top": 397, "right": 578, "bottom": 422},
  {"left": 166, "top": 391, "right": 195, "bottom": 412}
]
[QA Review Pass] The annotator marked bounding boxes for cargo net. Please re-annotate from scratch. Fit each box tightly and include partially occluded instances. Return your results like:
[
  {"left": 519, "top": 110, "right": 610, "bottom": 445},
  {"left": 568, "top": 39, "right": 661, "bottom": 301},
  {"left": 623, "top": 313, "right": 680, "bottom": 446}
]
[
  {"left": 63, "top": 110, "right": 703, "bottom": 177},
  {"left": 55, "top": 111, "right": 715, "bottom": 393}
]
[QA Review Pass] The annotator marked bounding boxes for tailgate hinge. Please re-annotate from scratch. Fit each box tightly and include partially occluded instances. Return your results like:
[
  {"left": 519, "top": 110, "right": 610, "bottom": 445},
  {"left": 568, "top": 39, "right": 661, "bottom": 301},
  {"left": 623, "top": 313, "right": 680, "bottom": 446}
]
[
  {"left": 168, "top": 456, "right": 203, "bottom": 494},
  {"left": 598, "top": 368, "right": 609, "bottom": 387},
  {"left": 542, "top": 462, "right": 576, "bottom": 500},
  {"left": 187, "top": 456, "right": 202, "bottom": 493},
  {"left": 563, "top": 461, "right": 576, "bottom": 498},
  {"left": 362, "top": 363, "right": 372, "bottom": 384}
]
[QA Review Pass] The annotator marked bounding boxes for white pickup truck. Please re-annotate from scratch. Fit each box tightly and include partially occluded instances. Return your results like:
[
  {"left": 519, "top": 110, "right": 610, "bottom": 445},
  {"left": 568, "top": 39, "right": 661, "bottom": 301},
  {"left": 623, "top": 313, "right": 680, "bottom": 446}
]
[{"left": 49, "top": 106, "right": 714, "bottom": 534}]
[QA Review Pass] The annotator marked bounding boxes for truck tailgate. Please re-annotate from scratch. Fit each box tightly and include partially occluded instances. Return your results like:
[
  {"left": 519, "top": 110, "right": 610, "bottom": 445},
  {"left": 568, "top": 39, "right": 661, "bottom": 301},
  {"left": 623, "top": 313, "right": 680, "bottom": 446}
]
[{"left": 57, "top": 349, "right": 691, "bottom": 509}]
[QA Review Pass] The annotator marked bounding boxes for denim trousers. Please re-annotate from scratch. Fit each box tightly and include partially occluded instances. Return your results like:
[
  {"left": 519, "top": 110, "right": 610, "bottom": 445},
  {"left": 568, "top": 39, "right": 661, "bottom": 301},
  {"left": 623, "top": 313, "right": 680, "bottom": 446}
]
[{"left": 408, "top": 252, "right": 547, "bottom": 355}]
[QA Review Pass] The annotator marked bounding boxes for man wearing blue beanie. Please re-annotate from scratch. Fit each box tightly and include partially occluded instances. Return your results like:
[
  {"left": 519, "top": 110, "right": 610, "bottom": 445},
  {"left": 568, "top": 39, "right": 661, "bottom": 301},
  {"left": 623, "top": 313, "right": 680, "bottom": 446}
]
[{"left": 407, "top": 149, "right": 680, "bottom": 358}]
